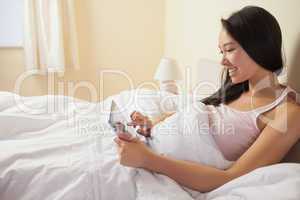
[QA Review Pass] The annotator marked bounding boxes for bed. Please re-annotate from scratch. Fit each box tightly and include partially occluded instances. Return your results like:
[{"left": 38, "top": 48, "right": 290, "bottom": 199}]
[{"left": 0, "top": 89, "right": 300, "bottom": 200}]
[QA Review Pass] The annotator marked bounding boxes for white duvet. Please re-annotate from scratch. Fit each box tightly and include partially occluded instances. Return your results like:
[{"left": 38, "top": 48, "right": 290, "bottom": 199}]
[{"left": 0, "top": 90, "right": 300, "bottom": 200}]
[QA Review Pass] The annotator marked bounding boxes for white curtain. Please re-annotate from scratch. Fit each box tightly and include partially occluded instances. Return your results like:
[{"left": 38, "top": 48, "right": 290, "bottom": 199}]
[{"left": 24, "top": 0, "right": 79, "bottom": 72}]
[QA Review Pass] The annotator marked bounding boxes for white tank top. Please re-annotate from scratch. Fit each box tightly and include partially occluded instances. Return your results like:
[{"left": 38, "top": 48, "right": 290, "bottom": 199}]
[{"left": 206, "top": 86, "right": 293, "bottom": 161}]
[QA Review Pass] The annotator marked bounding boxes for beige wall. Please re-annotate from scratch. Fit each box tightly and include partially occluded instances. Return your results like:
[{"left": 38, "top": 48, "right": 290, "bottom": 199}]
[
  {"left": 165, "top": 0, "right": 300, "bottom": 93},
  {"left": 2, "top": 1, "right": 300, "bottom": 100},
  {"left": 0, "top": 0, "right": 165, "bottom": 101}
]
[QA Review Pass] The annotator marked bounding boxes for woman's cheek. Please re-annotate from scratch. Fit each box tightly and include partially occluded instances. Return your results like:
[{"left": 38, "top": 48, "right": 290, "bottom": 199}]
[{"left": 230, "top": 51, "right": 241, "bottom": 65}]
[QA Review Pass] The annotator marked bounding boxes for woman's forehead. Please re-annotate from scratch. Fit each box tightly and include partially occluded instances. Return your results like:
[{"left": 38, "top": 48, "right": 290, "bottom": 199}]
[{"left": 218, "top": 29, "right": 236, "bottom": 47}]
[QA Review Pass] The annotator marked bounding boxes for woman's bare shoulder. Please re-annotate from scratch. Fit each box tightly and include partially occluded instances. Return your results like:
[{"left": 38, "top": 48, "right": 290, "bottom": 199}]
[
  {"left": 281, "top": 90, "right": 300, "bottom": 163},
  {"left": 275, "top": 90, "right": 300, "bottom": 134},
  {"left": 263, "top": 88, "right": 300, "bottom": 163},
  {"left": 259, "top": 86, "right": 300, "bottom": 125},
  {"left": 273, "top": 85, "right": 300, "bottom": 110},
  {"left": 285, "top": 88, "right": 300, "bottom": 113}
]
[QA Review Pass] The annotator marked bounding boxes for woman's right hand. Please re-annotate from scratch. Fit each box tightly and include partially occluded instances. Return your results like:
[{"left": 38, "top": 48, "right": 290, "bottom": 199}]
[{"left": 127, "top": 111, "right": 152, "bottom": 137}]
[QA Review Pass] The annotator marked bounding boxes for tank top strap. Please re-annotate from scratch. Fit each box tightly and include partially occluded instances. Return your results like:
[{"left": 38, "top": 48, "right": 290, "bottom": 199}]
[{"left": 252, "top": 86, "right": 291, "bottom": 118}]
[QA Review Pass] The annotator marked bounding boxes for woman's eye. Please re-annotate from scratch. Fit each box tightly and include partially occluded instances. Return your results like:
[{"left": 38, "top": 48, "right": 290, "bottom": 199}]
[
  {"left": 225, "top": 49, "right": 235, "bottom": 52},
  {"left": 219, "top": 48, "right": 235, "bottom": 55}
]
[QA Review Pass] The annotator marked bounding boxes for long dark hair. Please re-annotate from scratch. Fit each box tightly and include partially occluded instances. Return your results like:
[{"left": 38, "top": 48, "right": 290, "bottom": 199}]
[{"left": 201, "top": 6, "right": 284, "bottom": 106}]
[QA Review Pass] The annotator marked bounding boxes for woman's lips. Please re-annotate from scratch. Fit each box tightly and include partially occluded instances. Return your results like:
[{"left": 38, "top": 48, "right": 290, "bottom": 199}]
[{"left": 229, "top": 67, "right": 238, "bottom": 76}]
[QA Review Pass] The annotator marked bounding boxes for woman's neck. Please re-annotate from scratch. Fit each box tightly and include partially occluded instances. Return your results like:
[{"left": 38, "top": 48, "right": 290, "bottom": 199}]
[{"left": 248, "top": 71, "right": 282, "bottom": 96}]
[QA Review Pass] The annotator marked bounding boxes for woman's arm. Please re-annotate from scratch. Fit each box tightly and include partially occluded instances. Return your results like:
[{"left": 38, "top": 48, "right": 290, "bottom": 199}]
[
  {"left": 116, "top": 101, "right": 300, "bottom": 192},
  {"left": 115, "top": 133, "right": 232, "bottom": 192},
  {"left": 143, "top": 101, "right": 300, "bottom": 192},
  {"left": 144, "top": 152, "right": 232, "bottom": 192},
  {"left": 227, "top": 101, "right": 300, "bottom": 178}
]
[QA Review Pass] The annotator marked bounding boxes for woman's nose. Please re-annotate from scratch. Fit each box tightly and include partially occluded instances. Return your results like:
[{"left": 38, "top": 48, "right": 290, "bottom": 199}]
[{"left": 220, "top": 56, "right": 228, "bottom": 66}]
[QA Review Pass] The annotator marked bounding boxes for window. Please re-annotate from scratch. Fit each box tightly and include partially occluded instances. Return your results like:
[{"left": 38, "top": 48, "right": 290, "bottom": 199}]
[{"left": 0, "top": 0, "right": 24, "bottom": 47}]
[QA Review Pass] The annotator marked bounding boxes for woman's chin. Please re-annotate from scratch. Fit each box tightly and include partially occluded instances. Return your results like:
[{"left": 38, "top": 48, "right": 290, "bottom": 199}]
[{"left": 230, "top": 77, "right": 243, "bottom": 84}]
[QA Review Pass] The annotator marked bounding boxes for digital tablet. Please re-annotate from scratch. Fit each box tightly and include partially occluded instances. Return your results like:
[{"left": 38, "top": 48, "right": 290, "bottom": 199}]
[
  {"left": 108, "top": 100, "right": 137, "bottom": 136},
  {"left": 108, "top": 100, "right": 151, "bottom": 146}
]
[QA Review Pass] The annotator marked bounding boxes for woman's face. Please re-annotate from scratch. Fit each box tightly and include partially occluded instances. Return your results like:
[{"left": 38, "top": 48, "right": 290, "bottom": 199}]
[{"left": 218, "top": 28, "right": 260, "bottom": 84}]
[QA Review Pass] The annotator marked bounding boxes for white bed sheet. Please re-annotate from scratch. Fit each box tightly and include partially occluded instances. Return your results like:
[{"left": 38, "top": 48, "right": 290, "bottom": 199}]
[{"left": 0, "top": 90, "right": 299, "bottom": 200}]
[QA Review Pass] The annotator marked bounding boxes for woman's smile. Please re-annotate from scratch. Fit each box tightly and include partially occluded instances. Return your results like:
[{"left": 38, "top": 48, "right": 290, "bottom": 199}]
[{"left": 229, "top": 67, "right": 238, "bottom": 77}]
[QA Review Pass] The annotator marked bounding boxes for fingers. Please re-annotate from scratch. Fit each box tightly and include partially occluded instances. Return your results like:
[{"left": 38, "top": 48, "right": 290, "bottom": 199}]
[
  {"left": 130, "top": 137, "right": 140, "bottom": 143},
  {"left": 137, "top": 128, "right": 151, "bottom": 137},
  {"left": 130, "top": 111, "right": 137, "bottom": 119},
  {"left": 129, "top": 112, "right": 146, "bottom": 129},
  {"left": 130, "top": 111, "right": 145, "bottom": 122},
  {"left": 118, "top": 133, "right": 140, "bottom": 144},
  {"left": 127, "top": 121, "right": 146, "bottom": 127},
  {"left": 128, "top": 122, "right": 151, "bottom": 136},
  {"left": 127, "top": 122, "right": 138, "bottom": 128},
  {"left": 114, "top": 137, "right": 122, "bottom": 146},
  {"left": 114, "top": 136, "right": 130, "bottom": 145},
  {"left": 130, "top": 111, "right": 140, "bottom": 120},
  {"left": 128, "top": 112, "right": 152, "bottom": 137},
  {"left": 118, "top": 132, "right": 133, "bottom": 141},
  {"left": 136, "top": 129, "right": 146, "bottom": 136}
]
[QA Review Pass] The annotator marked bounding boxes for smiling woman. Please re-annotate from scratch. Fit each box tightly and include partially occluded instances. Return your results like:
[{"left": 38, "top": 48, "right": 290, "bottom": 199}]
[
  {"left": 115, "top": 6, "right": 300, "bottom": 194},
  {"left": 202, "top": 6, "right": 284, "bottom": 107},
  {"left": 1, "top": 3, "right": 300, "bottom": 199}
]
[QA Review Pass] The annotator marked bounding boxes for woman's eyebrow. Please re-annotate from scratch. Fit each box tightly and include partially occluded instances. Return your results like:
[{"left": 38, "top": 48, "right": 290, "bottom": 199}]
[
  {"left": 218, "top": 42, "right": 235, "bottom": 49},
  {"left": 223, "top": 42, "right": 235, "bottom": 47}
]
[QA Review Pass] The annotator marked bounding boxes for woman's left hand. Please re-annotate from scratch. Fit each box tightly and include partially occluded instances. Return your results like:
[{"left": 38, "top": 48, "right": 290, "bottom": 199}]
[{"left": 114, "top": 132, "right": 153, "bottom": 168}]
